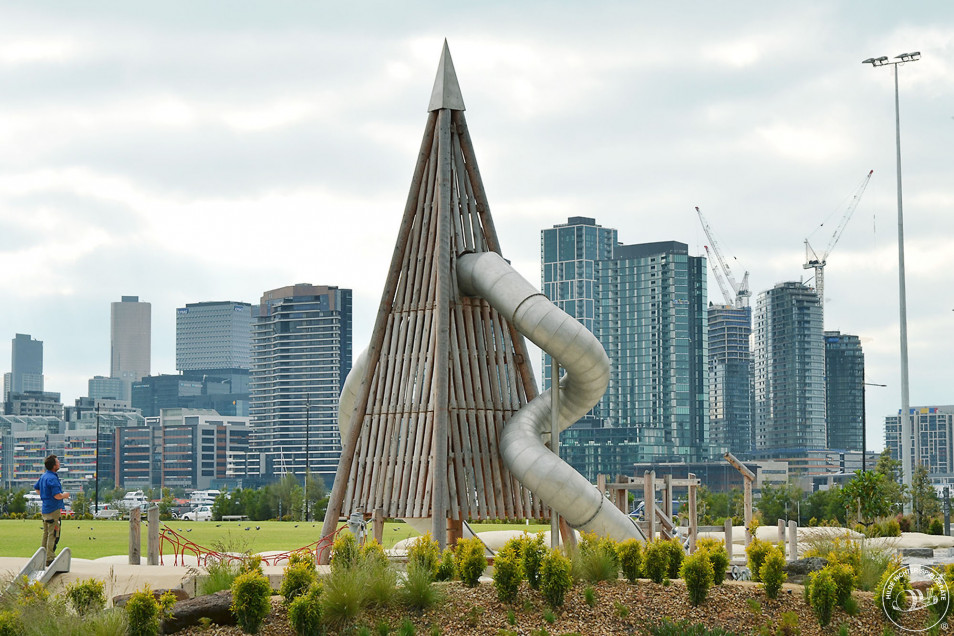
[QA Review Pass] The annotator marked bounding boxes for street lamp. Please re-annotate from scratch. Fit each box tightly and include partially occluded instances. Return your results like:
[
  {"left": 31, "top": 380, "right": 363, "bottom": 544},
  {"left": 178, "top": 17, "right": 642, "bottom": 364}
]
[
  {"left": 862, "top": 51, "right": 920, "bottom": 498},
  {"left": 94, "top": 404, "right": 100, "bottom": 514},
  {"left": 304, "top": 397, "right": 310, "bottom": 522}
]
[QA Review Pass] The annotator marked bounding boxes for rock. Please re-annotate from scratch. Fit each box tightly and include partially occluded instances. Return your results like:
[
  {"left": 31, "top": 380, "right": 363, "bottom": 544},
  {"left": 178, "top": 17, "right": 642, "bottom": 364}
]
[
  {"left": 784, "top": 556, "right": 828, "bottom": 576},
  {"left": 901, "top": 547, "right": 934, "bottom": 558},
  {"left": 113, "top": 587, "right": 190, "bottom": 607},
  {"left": 161, "top": 590, "right": 235, "bottom": 634}
]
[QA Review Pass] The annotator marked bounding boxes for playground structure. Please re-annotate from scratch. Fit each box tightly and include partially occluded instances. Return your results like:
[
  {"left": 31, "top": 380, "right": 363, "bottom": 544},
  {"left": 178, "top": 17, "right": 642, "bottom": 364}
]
[{"left": 320, "top": 42, "right": 645, "bottom": 556}]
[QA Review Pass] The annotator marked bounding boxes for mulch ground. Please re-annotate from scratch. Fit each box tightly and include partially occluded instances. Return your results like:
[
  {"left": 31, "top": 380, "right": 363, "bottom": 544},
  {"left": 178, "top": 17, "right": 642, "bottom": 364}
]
[{"left": 179, "top": 578, "right": 904, "bottom": 635}]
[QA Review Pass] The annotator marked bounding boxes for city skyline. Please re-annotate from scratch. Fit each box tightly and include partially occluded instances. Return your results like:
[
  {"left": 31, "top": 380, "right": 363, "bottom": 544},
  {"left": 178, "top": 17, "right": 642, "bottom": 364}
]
[{"left": 1, "top": 4, "right": 952, "bottom": 452}]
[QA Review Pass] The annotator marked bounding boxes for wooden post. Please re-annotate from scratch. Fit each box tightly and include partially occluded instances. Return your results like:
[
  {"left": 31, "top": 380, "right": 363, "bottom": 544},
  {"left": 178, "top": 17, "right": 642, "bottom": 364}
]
[
  {"left": 663, "top": 474, "right": 673, "bottom": 521},
  {"left": 430, "top": 107, "right": 453, "bottom": 549},
  {"left": 788, "top": 520, "right": 798, "bottom": 562},
  {"left": 724, "top": 518, "right": 734, "bottom": 562},
  {"left": 688, "top": 474, "right": 697, "bottom": 553},
  {"left": 128, "top": 507, "right": 141, "bottom": 565},
  {"left": 644, "top": 471, "right": 655, "bottom": 540},
  {"left": 447, "top": 518, "right": 463, "bottom": 548},
  {"left": 777, "top": 519, "right": 785, "bottom": 550},
  {"left": 743, "top": 478, "right": 753, "bottom": 546},
  {"left": 373, "top": 508, "right": 385, "bottom": 545},
  {"left": 597, "top": 474, "right": 606, "bottom": 498},
  {"left": 147, "top": 506, "right": 159, "bottom": 566},
  {"left": 558, "top": 517, "right": 577, "bottom": 552}
]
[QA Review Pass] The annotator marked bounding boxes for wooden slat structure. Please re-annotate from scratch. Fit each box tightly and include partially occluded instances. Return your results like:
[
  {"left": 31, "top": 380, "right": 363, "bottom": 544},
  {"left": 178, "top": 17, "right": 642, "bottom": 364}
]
[{"left": 320, "top": 42, "right": 543, "bottom": 550}]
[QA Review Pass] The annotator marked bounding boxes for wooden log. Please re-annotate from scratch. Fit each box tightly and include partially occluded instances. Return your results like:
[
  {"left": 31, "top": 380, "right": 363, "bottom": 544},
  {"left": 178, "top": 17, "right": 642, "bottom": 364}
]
[
  {"left": 128, "top": 507, "right": 141, "bottom": 565},
  {"left": 687, "top": 474, "right": 697, "bottom": 554},
  {"left": 147, "top": 506, "right": 159, "bottom": 565},
  {"left": 644, "top": 471, "right": 655, "bottom": 540},
  {"left": 788, "top": 521, "right": 797, "bottom": 562},
  {"left": 320, "top": 111, "right": 438, "bottom": 555},
  {"left": 373, "top": 508, "right": 385, "bottom": 545},
  {"left": 724, "top": 518, "right": 734, "bottom": 562},
  {"left": 744, "top": 478, "right": 753, "bottom": 546}
]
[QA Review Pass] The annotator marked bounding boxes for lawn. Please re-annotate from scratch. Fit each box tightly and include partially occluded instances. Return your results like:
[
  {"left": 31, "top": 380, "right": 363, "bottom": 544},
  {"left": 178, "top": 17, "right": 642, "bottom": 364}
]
[{"left": 0, "top": 519, "right": 549, "bottom": 560}]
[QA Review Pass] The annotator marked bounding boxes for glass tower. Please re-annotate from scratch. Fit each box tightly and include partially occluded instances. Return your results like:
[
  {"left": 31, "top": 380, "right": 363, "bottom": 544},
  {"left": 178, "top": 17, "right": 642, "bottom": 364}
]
[
  {"left": 541, "top": 218, "right": 710, "bottom": 479},
  {"left": 708, "top": 305, "right": 753, "bottom": 455},
  {"left": 753, "top": 282, "right": 826, "bottom": 453},
  {"left": 824, "top": 331, "right": 864, "bottom": 452},
  {"left": 176, "top": 301, "right": 253, "bottom": 373},
  {"left": 250, "top": 284, "right": 352, "bottom": 487}
]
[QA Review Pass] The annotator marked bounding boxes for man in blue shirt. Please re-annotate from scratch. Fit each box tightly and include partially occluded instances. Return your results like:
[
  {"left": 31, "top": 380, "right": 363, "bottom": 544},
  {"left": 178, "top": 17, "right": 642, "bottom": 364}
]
[{"left": 34, "top": 454, "right": 69, "bottom": 567}]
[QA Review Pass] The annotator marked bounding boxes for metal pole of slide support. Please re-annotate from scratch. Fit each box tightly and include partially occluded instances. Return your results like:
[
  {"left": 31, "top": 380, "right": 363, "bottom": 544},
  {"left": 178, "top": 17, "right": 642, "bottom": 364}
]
[{"left": 551, "top": 357, "right": 560, "bottom": 549}]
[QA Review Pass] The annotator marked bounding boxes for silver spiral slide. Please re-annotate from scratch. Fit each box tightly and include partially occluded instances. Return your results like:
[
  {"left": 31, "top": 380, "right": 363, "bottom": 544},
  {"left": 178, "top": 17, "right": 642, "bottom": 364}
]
[{"left": 339, "top": 251, "right": 644, "bottom": 542}]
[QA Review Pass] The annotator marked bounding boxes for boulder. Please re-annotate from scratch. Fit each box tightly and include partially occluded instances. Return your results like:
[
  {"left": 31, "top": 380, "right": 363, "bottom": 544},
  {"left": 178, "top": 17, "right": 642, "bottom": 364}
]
[
  {"left": 113, "top": 587, "right": 190, "bottom": 608},
  {"left": 784, "top": 557, "right": 828, "bottom": 584},
  {"left": 161, "top": 590, "right": 235, "bottom": 634},
  {"left": 900, "top": 547, "right": 934, "bottom": 558}
]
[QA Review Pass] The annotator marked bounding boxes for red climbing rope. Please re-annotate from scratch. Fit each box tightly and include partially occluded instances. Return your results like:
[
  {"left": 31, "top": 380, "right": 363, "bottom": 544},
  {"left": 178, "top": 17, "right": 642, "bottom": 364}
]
[{"left": 158, "top": 523, "right": 344, "bottom": 567}]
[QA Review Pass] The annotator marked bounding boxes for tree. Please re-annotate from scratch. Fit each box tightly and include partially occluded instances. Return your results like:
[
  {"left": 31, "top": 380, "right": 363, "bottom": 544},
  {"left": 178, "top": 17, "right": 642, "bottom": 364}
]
[
  {"left": 911, "top": 463, "right": 940, "bottom": 533},
  {"left": 803, "top": 486, "right": 845, "bottom": 524},
  {"left": 72, "top": 491, "right": 90, "bottom": 516},
  {"left": 841, "top": 470, "right": 893, "bottom": 525},
  {"left": 874, "top": 448, "right": 906, "bottom": 516},
  {"left": 158, "top": 488, "right": 176, "bottom": 520},
  {"left": 756, "top": 482, "right": 803, "bottom": 525}
]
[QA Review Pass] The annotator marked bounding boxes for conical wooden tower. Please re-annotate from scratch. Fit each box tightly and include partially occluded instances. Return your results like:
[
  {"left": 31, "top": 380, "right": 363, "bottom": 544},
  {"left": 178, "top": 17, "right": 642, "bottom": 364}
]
[{"left": 321, "top": 42, "right": 543, "bottom": 548}]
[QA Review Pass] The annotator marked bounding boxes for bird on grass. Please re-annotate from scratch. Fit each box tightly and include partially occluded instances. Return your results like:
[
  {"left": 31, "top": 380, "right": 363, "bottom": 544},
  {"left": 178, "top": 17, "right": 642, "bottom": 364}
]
[
  {"left": 255, "top": 526, "right": 261, "bottom": 531},
  {"left": 245, "top": 527, "right": 250, "bottom": 531}
]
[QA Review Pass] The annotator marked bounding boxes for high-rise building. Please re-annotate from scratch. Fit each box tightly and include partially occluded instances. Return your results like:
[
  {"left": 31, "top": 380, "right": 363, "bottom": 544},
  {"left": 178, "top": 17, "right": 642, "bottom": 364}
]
[
  {"left": 824, "top": 331, "right": 865, "bottom": 452},
  {"left": 3, "top": 334, "right": 44, "bottom": 402},
  {"left": 176, "top": 301, "right": 253, "bottom": 373},
  {"left": 250, "top": 284, "right": 352, "bottom": 487},
  {"left": 886, "top": 405, "right": 954, "bottom": 476},
  {"left": 88, "top": 376, "right": 125, "bottom": 402},
  {"left": 110, "top": 296, "right": 151, "bottom": 402},
  {"left": 752, "top": 282, "right": 826, "bottom": 454},
  {"left": 541, "top": 217, "right": 710, "bottom": 479},
  {"left": 708, "top": 305, "right": 753, "bottom": 455}
]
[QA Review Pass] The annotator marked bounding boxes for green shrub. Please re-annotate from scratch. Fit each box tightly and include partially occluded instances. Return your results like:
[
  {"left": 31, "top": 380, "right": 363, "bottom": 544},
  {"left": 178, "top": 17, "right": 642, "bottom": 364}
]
[
  {"left": 331, "top": 532, "right": 361, "bottom": 572},
  {"left": 65, "top": 577, "right": 107, "bottom": 616},
  {"left": 882, "top": 518, "right": 902, "bottom": 537},
  {"left": 281, "top": 562, "right": 318, "bottom": 604},
  {"left": 759, "top": 545, "right": 786, "bottom": 600},
  {"left": 288, "top": 583, "right": 322, "bottom": 636},
  {"left": 648, "top": 618, "right": 739, "bottom": 635},
  {"left": 240, "top": 554, "right": 264, "bottom": 576},
  {"left": 364, "top": 552, "right": 398, "bottom": 608},
  {"left": 777, "top": 611, "right": 799, "bottom": 636},
  {"left": 696, "top": 538, "right": 729, "bottom": 586},
  {"left": 540, "top": 548, "right": 573, "bottom": 608},
  {"left": 808, "top": 569, "right": 838, "bottom": 627},
  {"left": 680, "top": 549, "right": 713, "bottom": 606},
  {"left": 288, "top": 551, "right": 315, "bottom": 567},
  {"left": 519, "top": 532, "right": 547, "bottom": 590},
  {"left": 876, "top": 563, "right": 909, "bottom": 623},
  {"left": 407, "top": 532, "right": 441, "bottom": 578},
  {"left": 929, "top": 517, "right": 944, "bottom": 536},
  {"left": 436, "top": 547, "right": 456, "bottom": 581},
  {"left": 583, "top": 585, "right": 596, "bottom": 607},
  {"left": 0, "top": 610, "right": 22, "bottom": 636},
  {"left": 401, "top": 560, "right": 442, "bottom": 611},
  {"left": 745, "top": 538, "right": 771, "bottom": 583},
  {"left": 572, "top": 533, "right": 619, "bottom": 583},
  {"left": 643, "top": 538, "right": 670, "bottom": 584},
  {"left": 828, "top": 562, "right": 855, "bottom": 608},
  {"left": 664, "top": 538, "right": 684, "bottom": 580},
  {"left": 231, "top": 571, "right": 272, "bottom": 634},
  {"left": 616, "top": 538, "right": 643, "bottom": 583},
  {"left": 492, "top": 545, "right": 523, "bottom": 604},
  {"left": 125, "top": 587, "right": 161, "bottom": 636},
  {"left": 456, "top": 537, "right": 488, "bottom": 587}
]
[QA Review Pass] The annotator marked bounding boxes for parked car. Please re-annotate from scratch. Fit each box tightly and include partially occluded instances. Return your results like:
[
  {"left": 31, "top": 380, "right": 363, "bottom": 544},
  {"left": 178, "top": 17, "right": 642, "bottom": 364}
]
[{"left": 181, "top": 505, "right": 211, "bottom": 522}]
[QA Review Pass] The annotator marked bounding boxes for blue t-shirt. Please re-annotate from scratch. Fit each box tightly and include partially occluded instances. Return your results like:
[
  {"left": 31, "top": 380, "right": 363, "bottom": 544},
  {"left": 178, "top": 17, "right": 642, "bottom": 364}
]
[{"left": 33, "top": 470, "right": 64, "bottom": 515}]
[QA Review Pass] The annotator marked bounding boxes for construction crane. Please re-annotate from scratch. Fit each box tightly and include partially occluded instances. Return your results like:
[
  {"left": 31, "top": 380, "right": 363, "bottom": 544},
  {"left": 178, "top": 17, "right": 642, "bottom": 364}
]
[
  {"left": 695, "top": 206, "right": 751, "bottom": 308},
  {"left": 803, "top": 169, "right": 874, "bottom": 309}
]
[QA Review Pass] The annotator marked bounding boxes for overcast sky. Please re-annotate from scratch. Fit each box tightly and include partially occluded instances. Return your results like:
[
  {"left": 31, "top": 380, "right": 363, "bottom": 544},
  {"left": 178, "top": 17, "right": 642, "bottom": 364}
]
[{"left": 1, "top": 2, "right": 952, "bottom": 451}]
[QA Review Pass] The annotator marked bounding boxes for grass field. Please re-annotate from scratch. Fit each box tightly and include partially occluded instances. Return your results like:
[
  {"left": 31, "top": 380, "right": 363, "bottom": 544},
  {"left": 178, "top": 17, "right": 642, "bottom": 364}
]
[{"left": 0, "top": 519, "right": 549, "bottom": 560}]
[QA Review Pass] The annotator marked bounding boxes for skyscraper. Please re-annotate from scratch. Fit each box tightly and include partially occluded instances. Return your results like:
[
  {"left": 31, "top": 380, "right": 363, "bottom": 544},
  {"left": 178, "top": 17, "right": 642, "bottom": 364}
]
[
  {"left": 3, "top": 334, "right": 43, "bottom": 402},
  {"left": 753, "top": 282, "right": 826, "bottom": 454},
  {"left": 110, "top": 296, "right": 151, "bottom": 402},
  {"left": 824, "top": 331, "right": 865, "bottom": 452},
  {"left": 176, "top": 301, "right": 253, "bottom": 373},
  {"left": 250, "top": 284, "right": 352, "bottom": 487},
  {"left": 541, "top": 217, "right": 710, "bottom": 479},
  {"left": 708, "top": 305, "right": 753, "bottom": 455}
]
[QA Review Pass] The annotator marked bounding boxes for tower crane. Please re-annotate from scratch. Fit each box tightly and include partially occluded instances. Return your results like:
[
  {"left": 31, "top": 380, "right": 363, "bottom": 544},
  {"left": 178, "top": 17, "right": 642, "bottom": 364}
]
[
  {"left": 803, "top": 169, "right": 874, "bottom": 310},
  {"left": 695, "top": 206, "right": 751, "bottom": 308}
]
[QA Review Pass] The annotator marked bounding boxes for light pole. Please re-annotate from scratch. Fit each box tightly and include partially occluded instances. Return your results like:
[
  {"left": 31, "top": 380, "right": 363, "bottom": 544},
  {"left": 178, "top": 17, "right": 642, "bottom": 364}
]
[
  {"left": 94, "top": 404, "right": 100, "bottom": 514},
  {"left": 862, "top": 51, "right": 920, "bottom": 497},
  {"left": 304, "top": 397, "right": 310, "bottom": 522}
]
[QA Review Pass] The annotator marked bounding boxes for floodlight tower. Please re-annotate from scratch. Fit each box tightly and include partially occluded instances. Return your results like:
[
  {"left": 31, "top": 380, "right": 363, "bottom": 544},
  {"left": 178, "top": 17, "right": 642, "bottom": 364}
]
[{"left": 862, "top": 51, "right": 919, "bottom": 500}]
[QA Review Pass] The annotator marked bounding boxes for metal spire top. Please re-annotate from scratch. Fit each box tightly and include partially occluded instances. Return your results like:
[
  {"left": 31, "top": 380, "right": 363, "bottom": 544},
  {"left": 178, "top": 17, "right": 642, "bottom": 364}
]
[{"left": 428, "top": 40, "right": 465, "bottom": 112}]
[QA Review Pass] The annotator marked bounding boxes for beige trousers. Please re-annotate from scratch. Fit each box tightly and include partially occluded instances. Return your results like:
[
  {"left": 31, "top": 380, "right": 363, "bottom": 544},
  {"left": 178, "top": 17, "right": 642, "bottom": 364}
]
[{"left": 41, "top": 509, "right": 61, "bottom": 565}]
